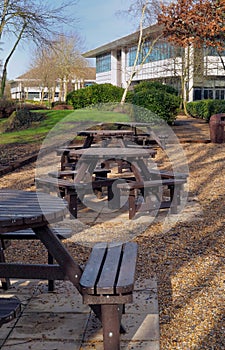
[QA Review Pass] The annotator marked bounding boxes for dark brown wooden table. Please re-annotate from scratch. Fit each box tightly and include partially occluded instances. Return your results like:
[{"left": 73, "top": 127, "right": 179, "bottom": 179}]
[
  {"left": 69, "top": 147, "right": 154, "bottom": 183},
  {"left": 77, "top": 129, "right": 135, "bottom": 148},
  {"left": 0, "top": 189, "right": 82, "bottom": 288}
]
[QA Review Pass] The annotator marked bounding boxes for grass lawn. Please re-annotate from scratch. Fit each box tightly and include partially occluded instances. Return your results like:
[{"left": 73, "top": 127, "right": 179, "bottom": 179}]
[{"left": 0, "top": 109, "right": 131, "bottom": 145}]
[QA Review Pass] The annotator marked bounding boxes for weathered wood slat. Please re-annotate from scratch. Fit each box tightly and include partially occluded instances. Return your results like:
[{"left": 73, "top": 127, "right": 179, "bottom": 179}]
[
  {"left": 116, "top": 242, "right": 138, "bottom": 294},
  {"left": 96, "top": 244, "right": 123, "bottom": 294},
  {"left": 80, "top": 243, "right": 107, "bottom": 294}
]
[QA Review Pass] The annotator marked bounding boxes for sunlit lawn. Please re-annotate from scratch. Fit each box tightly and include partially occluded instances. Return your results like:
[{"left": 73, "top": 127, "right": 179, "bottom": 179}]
[{"left": 0, "top": 109, "right": 131, "bottom": 145}]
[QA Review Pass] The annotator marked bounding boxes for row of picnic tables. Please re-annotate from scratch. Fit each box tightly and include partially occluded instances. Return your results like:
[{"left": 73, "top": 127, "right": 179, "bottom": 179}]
[{"left": 0, "top": 122, "right": 186, "bottom": 348}]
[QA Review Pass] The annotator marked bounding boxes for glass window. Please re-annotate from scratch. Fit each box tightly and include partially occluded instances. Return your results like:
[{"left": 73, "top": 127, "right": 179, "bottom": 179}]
[
  {"left": 193, "top": 88, "right": 202, "bottom": 101},
  {"left": 215, "top": 89, "right": 225, "bottom": 100},
  {"left": 27, "top": 92, "right": 39, "bottom": 99},
  {"left": 127, "top": 41, "right": 182, "bottom": 67},
  {"left": 96, "top": 53, "right": 111, "bottom": 73},
  {"left": 204, "top": 89, "right": 213, "bottom": 99}
]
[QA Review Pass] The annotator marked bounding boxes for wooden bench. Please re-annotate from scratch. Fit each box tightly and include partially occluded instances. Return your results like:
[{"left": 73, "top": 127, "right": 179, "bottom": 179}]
[
  {"left": 0, "top": 296, "right": 21, "bottom": 327},
  {"left": 79, "top": 241, "right": 138, "bottom": 350},
  {"left": 35, "top": 177, "right": 118, "bottom": 218},
  {"left": 149, "top": 169, "right": 188, "bottom": 180},
  {"left": 0, "top": 227, "right": 72, "bottom": 292},
  {"left": 48, "top": 168, "right": 111, "bottom": 180},
  {"left": 117, "top": 178, "right": 187, "bottom": 219}
]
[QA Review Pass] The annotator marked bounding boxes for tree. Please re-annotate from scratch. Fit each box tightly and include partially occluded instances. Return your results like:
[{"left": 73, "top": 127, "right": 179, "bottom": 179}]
[
  {"left": 30, "top": 34, "right": 88, "bottom": 103},
  {"left": 0, "top": 0, "right": 79, "bottom": 97},
  {"left": 158, "top": 0, "right": 225, "bottom": 50},
  {"left": 158, "top": 0, "right": 225, "bottom": 112},
  {"left": 119, "top": 0, "right": 163, "bottom": 104},
  {"left": 52, "top": 34, "right": 88, "bottom": 101}
]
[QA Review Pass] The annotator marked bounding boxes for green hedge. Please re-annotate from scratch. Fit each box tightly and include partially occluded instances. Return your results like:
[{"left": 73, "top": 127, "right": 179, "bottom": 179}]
[
  {"left": 187, "top": 99, "right": 225, "bottom": 122},
  {"left": 128, "top": 81, "right": 180, "bottom": 124},
  {"left": 66, "top": 83, "right": 124, "bottom": 109}
]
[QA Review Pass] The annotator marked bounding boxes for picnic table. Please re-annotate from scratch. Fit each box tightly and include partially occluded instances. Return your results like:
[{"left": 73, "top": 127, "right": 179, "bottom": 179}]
[
  {"left": 0, "top": 189, "right": 138, "bottom": 349},
  {"left": 77, "top": 129, "right": 135, "bottom": 148},
  {"left": 57, "top": 128, "right": 136, "bottom": 170},
  {"left": 61, "top": 147, "right": 186, "bottom": 218},
  {"left": 115, "top": 122, "right": 168, "bottom": 148}
]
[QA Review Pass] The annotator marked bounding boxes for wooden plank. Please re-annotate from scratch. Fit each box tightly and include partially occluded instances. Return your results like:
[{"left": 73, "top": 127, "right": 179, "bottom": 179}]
[
  {"left": 80, "top": 243, "right": 107, "bottom": 294},
  {"left": 0, "top": 227, "right": 72, "bottom": 240},
  {"left": 0, "top": 263, "right": 65, "bottom": 280},
  {"left": 116, "top": 242, "right": 138, "bottom": 294},
  {"left": 96, "top": 243, "right": 123, "bottom": 294}
]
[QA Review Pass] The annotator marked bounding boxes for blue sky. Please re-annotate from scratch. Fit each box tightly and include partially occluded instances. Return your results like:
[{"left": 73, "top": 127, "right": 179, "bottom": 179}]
[{"left": 2, "top": 0, "right": 136, "bottom": 80}]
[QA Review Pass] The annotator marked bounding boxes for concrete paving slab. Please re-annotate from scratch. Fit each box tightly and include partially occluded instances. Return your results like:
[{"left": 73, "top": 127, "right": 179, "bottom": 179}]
[
  {"left": 27, "top": 282, "right": 89, "bottom": 314},
  {"left": 0, "top": 276, "right": 160, "bottom": 350},
  {"left": 2, "top": 340, "right": 82, "bottom": 350},
  {"left": 121, "top": 314, "right": 160, "bottom": 341},
  {"left": 11, "top": 312, "right": 89, "bottom": 341}
]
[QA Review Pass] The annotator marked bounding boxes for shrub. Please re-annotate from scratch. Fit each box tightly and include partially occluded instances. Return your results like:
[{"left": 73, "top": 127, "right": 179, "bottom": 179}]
[
  {"left": 133, "top": 81, "right": 178, "bottom": 96},
  {"left": 1, "top": 109, "right": 46, "bottom": 132},
  {"left": 66, "top": 83, "right": 124, "bottom": 109},
  {"left": 187, "top": 99, "right": 225, "bottom": 122},
  {"left": 0, "top": 99, "right": 17, "bottom": 118},
  {"left": 128, "top": 82, "right": 180, "bottom": 124}
]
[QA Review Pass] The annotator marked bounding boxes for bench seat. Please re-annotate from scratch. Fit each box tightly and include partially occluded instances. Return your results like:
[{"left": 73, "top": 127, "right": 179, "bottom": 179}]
[
  {"left": 117, "top": 178, "right": 187, "bottom": 219},
  {"left": 80, "top": 241, "right": 137, "bottom": 350},
  {"left": 0, "top": 227, "right": 72, "bottom": 291},
  {"left": 35, "top": 176, "right": 117, "bottom": 218},
  {"left": 48, "top": 168, "right": 111, "bottom": 180}
]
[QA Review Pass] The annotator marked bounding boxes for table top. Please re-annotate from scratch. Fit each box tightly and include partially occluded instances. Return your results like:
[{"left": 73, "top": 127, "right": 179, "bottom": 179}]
[
  {"left": 70, "top": 147, "right": 152, "bottom": 160},
  {"left": 0, "top": 189, "right": 67, "bottom": 233},
  {"left": 77, "top": 129, "right": 134, "bottom": 137}
]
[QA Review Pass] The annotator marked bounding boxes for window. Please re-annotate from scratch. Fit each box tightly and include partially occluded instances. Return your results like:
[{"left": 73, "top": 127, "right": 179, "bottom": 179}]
[
  {"left": 193, "top": 88, "right": 202, "bottom": 101},
  {"left": 96, "top": 53, "right": 111, "bottom": 73},
  {"left": 215, "top": 89, "right": 225, "bottom": 100},
  {"left": 204, "top": 89, "right": 213, "bottom": 99},
  {"left": 28, "top": 92, "right": 39, "bottom": 100},
  {"left": 127, "top": 41, "right": 182, "bottom": 67},
  {"left": 205, "top": 46, "right": 225, "bottom": 57}
]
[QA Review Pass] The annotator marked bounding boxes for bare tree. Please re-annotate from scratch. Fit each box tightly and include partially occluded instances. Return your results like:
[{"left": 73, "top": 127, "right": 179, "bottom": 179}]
[
  {"left": 29, "top": 33, "right": 89, "bottom": 103},
  {"left": 118, "top": 0, "right": 163, "bottom": 104},
  {"left": 52, "top": 34, "right": 88, "bottom": 101},
  {"left": 0, "top": 0, "right": 79, "bottom": 97}
]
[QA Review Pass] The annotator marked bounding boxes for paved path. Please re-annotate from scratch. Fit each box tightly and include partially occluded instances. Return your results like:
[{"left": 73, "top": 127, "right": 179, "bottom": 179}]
[
  {"left": 0, "top": 277, "right": 160, "bottom": 350},
  {"left": 172, "top": 114, "right": 210, "bottom": 142}
]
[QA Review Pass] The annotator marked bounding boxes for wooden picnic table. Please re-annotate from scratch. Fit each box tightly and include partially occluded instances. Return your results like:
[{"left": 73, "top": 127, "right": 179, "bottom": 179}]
[
  {"left": 69, "top": 147, "right": 154, "bottom": 183},
  {"left": 0, "top": 189, "right": 138, "bottom": 349},
  {"left": 0, "top": 189, "right": 81, "bottom": 285},
  {"left": 115, "top": 122, "right": 167, "bottom": 148},
  {"left": 77, "top": 129, "right": 135, "bottom": 148},
  {"left": 57, "top": 129, "right": 136, "bottom": 169}
]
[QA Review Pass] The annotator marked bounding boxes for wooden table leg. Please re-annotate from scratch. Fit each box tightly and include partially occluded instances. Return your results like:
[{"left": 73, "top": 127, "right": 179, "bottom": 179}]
[{"left": 101, "top": 304, "right": 121, "bottom": 350}]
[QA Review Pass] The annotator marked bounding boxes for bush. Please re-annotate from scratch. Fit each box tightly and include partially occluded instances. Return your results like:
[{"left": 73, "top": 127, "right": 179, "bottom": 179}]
[
  {"left": 128, "top": 81, "right": 180, "bottom": 124},
  {"left": 1, "top": 109, "right": 46, "bottom": 132},
  {"left": 66, "top": 83, "right": 124, "bottom": 109},
  {"left": 0, "top": 99, "right": 17, "bottom": 118},
  {"left": 187, "top": 99, "right": 225, "bottom": 122},
  {"left": 133, "top": 81, "right": 178, "bottom": 96}
]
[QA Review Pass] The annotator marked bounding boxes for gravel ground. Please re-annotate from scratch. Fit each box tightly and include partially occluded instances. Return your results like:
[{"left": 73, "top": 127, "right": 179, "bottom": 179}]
[{"left": 0, "top": 124, "right": 224, "bottom": 349}]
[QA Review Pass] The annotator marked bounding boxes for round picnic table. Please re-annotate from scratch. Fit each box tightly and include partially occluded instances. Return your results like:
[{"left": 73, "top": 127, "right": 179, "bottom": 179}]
[
  {"left": 69, "top": 147, "right": 155, "bottom": 183},
  {"left": 0, "top": 189, "right": 82, "bottom": 288}
]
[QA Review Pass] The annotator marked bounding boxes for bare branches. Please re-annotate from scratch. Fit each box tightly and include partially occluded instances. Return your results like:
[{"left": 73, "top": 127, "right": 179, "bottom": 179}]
[{"left": 0, "top": 0, "right": 79, "bottom": 96}]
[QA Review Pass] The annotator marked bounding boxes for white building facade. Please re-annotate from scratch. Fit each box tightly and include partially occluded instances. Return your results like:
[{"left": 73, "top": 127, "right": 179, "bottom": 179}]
[
  {"left": 10, "top": 68, "right": 96, "bottom": 102},
  {"left": 83, "top": 25, "right": 225, "bottom": 102}
]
